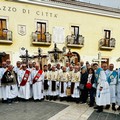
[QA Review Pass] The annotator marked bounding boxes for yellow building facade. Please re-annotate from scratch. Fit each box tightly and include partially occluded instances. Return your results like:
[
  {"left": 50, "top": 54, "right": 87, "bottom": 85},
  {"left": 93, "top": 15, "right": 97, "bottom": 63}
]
[{"left": 0, "top": 0, "right": 120, "bottom": 67}]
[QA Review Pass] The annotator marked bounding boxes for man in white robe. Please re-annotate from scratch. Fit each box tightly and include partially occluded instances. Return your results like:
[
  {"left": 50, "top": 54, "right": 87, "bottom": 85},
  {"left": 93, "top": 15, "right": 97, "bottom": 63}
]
[
  {"left": 43, "top": 65, "right": 49, "bottom": 100},
  {"left": 0, "top": 62, "right": 7, "bottom": 103},
  {"left": 59, "top": 67, "right": 70, "bottom": 101},
  {"left": 27, "top": 61, "right": 35, "bottom": 99},
  {"left": 68, "top": 65, "right": 74, "bottom": 101},
  {"left": 13, "top": 61, "right": 21, "bottom": 102},
  {"left": 104, "top": 64, "right": 117, "bottom": 111},
  {"left": 13, "top": 61, "right": 21, "bottom": 75},
  {"left": 117, "top": 68, "right": 120, "bottom": 110},
  {"left": 31, "top": 64, "right": 44, "bottom": 101},
  {"left": 56, "top": 63, "right": 62, "bottom": 76},
  {"left": 18, "top": 64, "right": 31, "bottom": 101},
  {"left": 93, "top": 63, "right": 110, "bottom": 113},
  {"left": 1, "top": 64, "right": 18, "bottom": 104},
  {"left": 71, "top": 66, "right": 80, "bottom": 103},
  {"left": 66, "top": 62, "right": 70, "bottom": 72},
  {"left": 48, "top": 66, "right": 59, "bottom": 101}
]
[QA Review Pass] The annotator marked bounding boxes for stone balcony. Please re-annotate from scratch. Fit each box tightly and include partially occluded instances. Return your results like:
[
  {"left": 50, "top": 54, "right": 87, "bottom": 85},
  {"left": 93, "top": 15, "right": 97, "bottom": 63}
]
[
  {"left": 32, "top": 31, "right": 51, "bottom": 46},
  {"left": 66, "top": 34, "right": 84, "bottom": 48},
  {"left": 0, "top": 29, "right": 12, "bottom": 44},
  {"left": 99, "top": 38, "right": 115, "bottom": 50}
]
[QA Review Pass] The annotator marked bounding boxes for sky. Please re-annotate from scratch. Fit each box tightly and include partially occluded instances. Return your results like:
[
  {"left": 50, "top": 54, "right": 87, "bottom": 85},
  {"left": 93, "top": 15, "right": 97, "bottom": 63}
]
[{"left": 78, "top": 0, "right": 120, "bottom": 8}]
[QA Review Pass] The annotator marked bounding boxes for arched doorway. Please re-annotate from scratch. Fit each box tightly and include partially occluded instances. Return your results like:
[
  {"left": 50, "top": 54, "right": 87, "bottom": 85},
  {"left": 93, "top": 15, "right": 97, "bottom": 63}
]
[
  {"left": 72, "top": 52, "right": 80, "bottom": 65},
  {"left": 0, "top": 53, "right": 10, "bottom": 67}
]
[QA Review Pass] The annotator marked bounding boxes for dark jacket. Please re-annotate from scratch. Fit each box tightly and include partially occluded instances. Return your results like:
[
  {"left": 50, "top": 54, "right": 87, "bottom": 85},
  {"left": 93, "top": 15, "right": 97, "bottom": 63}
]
[{"left": 80, "top": 72, "right": 88, "bottom": 85}]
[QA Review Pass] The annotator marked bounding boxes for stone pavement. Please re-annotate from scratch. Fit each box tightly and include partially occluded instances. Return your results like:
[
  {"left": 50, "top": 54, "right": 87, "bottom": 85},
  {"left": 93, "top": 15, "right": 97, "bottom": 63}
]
[
  {"left": 0, "top": 101, "right": 68, "bottom": 120},
  {"left": 0, "top": 100, "right": 120, "bottom": 120},
  {"left": 48, "top": 100, "right": 120, "bottom": 120},
  {"left": 88, "top": 111, "right": 120, "bottom": 120}
]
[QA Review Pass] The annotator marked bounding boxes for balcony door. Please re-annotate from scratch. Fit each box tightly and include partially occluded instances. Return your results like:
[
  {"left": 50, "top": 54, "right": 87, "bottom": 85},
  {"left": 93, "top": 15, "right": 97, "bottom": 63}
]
[
  {"left": 37, "top": 22, "right": 46, "bottom": 41},
  {"left": 71, "top": 26, "right": 79, "bottom": 44},
  {"left": 0, "top": 19, "right": 7, "bottom": 40}
]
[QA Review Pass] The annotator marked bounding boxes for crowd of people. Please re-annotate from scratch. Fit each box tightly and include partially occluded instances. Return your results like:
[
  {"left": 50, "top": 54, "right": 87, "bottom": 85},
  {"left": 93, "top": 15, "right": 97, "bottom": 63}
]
[{"left": 0, "top": 59, "right": 120, "bottom": 113}]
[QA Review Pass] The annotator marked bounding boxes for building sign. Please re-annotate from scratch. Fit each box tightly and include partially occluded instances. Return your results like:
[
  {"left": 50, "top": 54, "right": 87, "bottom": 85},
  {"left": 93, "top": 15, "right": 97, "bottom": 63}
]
[
  {"left": 0, "top": 5, "right": 58, "bottom": 18},
  {"left": 18, "top": 25, "right": 26, "bottom": 36}
]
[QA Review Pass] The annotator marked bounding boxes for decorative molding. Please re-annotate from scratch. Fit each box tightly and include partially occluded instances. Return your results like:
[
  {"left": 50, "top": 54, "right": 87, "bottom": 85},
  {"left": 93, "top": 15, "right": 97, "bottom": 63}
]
[
  {"left": 67, "top": 44, "right": 84, "bottom": 48},
  {"left": 99, "top": 46, "right": 114, "bottom": 50},
  {"left": 9, "top": 0, "right": 120, "bottom": 18},
  {"left": 32, "top": 41, "right": 51, "bottom": 46}
]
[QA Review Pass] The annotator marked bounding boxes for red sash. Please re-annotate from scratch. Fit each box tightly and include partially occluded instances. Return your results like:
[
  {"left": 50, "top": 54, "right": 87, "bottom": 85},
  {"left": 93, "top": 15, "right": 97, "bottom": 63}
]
[
  {"left": 20, "top": 70, "right": 31, "bottom": 86},
  {"left": 33, "top": 70, "right": 43, "bottom": 84}
]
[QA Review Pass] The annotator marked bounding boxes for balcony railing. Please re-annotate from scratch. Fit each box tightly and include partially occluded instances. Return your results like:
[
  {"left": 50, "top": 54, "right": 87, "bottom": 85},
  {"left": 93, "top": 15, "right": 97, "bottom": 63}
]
[
  {"left": 0, "top": 29, "right": 12, "bottom": 44},
  {"left": 66, "top": 34, "right": 84, "bottom": 48},
  {"left": 32, "top": 31, "right": 51, "bottom": 46},
  {"left": 99, "top": 38, "right": 115, "bottom": 50}
]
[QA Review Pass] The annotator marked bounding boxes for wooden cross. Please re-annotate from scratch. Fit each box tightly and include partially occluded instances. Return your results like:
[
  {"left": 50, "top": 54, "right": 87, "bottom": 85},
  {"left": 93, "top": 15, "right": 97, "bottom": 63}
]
[
  {"left": 92, "top": 52, "right": 107, "bottom": 67},
  {"left": 32, "top": 48, "right": 48, "bottom": 70},
  {"left": 64, "top": 49, "right": 75, "bottom": 63},
  {"left": 48, "top": 43, "right": 63, "bottom": 62},
  {"left": 19, "top": 50, "right": 32, "bottom": 65}
]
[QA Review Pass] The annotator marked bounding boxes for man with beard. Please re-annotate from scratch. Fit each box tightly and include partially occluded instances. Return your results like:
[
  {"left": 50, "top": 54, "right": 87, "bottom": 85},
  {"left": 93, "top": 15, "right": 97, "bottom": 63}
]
[
  {"left": 104, "top": 64, "right": 117, "bottom": 111},
  {"left": 48, "top": 66, "right": 59, "bottom": 101},
  {"left": 116, "top": 68, "right": 120, "bottom": 110},
  {"left": 43, "top": 65, "right": 49, "bottom": 100},
  {"left": 1, "top": 65, "right": 18, "bottom": 104},
  {"left": 59, "top": 66, "right": 70, "bottom": 101},
  {"left": 31, "top": 64, "right": 44, "bottom": 101},
  {"left": 0, "top": 62, "right": 7, "bottom": 103},
  {"left": 18, "top": 64, "right": 31, "bottom": 101},
  {"left": 93, "top": 63, "right": 110, "bottom": 113},
  {"left": 71, "top": 66, "right": 81, "bottom": 103}
]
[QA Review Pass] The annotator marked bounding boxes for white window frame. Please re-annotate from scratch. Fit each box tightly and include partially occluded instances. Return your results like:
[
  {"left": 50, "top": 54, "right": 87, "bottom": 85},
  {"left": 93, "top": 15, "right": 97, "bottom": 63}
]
[
  {"left": 34, "top": 19, "right": 48, "bottom": 32},
  {"left": 0, "top": 16, "right": 9, "bottom": 29}
]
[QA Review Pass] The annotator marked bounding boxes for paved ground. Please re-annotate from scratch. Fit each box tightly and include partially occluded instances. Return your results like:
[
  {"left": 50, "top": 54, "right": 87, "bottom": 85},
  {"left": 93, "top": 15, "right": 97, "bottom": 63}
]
[
  {"left": 88, "top": 111, "right": 120, "bottom": 120},
  {"left": 0, "top": 100, "right": 120, "bottom": 120},
  {"left": 0, "top": 101, "right": 68, "bottom": 120}
]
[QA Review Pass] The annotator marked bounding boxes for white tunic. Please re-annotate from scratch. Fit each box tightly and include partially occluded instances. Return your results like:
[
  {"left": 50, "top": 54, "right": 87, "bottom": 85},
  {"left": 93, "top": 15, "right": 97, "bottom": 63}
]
[
  {"left": 71, "top": 72, "right": 80, "bottom": 98},
  {"left": 117, "top": 69, "right": 120, "bottom": 105},
  {"left": 31, "top": 69, "right": 44, "bottom": 100},
  {"left": 0, "top": 68, "right": 3, "bottom": 99},
  {"left": 59, "top": 71, "right": 69, "bottom": 97},
  {"left": 0, "top": 68, "right": 7, "bottom": 100},
  {"left": 96, "top": 70, "right": 110, "bottom": 106},
  {"left": 5, "top": 84, "right": 18, "bottom": 99},
  {"left": 107, "top": 70, "right": 117, "bottom": 103},
  {"left": 48, "top": 71, "right": 59, "bottom": 96},
  {"left": 27, "top": 68, "right": 34, "bottom": 98},
  {"left": 13, "top": 66, "right": 20, "bottom": 75},
  {"left": 18, "top": 70, "right": 31, "bottom": 99},
  {"left": 43, "top": 71, "right": 49, "bottom": 96}
]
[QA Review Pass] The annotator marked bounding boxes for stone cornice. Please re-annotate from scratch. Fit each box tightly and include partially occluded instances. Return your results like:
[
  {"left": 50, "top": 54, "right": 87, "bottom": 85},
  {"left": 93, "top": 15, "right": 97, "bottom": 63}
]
[{"left": 5, "top": 0, "right": 120, "bottom": 18}]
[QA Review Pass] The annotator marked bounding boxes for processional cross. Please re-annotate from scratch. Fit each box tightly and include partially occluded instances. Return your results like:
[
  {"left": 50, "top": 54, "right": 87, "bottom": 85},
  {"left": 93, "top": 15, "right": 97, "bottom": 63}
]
[
  {"left": 20, "top": 50, "right": 33, "bottom": 65},
  {"left": 48, "top": 43, "right": 63, "bottom": 62},
  {"left": 92, "top": 52, "right": 107, "bottom": 67},
  {"left": 32, "top": 48, "right": 48, "bottom": 70},
  {"left": 64, "top": 49, "right": 75, "bottom": 63}
]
